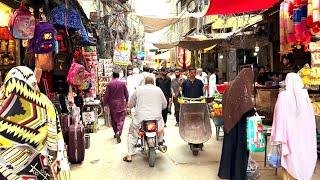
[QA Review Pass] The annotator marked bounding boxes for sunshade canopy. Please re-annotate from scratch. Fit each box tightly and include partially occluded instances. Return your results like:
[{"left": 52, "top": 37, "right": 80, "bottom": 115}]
[
  {"left": 205, "top": 0, "right": 279, "bottom": 15},
  {"left": 138, "top": 16, "right": 181, "bottom": 33}
]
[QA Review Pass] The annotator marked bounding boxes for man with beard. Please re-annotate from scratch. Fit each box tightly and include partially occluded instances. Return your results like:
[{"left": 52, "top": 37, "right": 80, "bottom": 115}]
[
  {"left": 171, "top": 68, "right": 184, "bottom": 126},
  {"left": 156, "top": 67, "right": 172, "bottom": 127},
  {"left": 103, "top": 70, "right": 129, "bottom": 143}
]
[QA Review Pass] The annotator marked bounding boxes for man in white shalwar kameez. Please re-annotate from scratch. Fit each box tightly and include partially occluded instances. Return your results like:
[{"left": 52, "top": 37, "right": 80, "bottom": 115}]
[
  {"left": 123, "top": 76, "right": 167, "bottom": 162},
  {"left": 126, "top": 68, "right": 143, "bottom": 98}
]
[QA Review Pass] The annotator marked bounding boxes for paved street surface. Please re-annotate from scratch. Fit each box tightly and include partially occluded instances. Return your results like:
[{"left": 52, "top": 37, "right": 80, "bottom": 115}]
[{"left": 71, "top": 114, "right": 320, "bottom": 180}]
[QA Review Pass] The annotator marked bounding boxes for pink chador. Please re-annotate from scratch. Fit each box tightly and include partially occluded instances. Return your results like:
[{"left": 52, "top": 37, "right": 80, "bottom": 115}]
[{"left": 271, "top": 73, "right": 317, "bottom": 180}]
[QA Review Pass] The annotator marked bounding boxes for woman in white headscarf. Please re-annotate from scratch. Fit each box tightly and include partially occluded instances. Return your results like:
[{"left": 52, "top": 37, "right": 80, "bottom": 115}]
[{"left": 271, "top": 73, "right": 317, "bottom": 180}]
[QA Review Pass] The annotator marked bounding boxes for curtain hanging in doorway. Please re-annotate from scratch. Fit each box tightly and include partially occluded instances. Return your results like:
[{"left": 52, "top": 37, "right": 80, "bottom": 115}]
[{"left": 205, "top": 0, "right": 279, "bottom": 15}]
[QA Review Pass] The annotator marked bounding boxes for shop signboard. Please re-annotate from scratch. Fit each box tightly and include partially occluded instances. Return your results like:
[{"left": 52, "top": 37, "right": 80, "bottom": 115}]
[
  {"left": 176, "top": 47, "right": 191, "bottom": 69},
  {"left": 113, "top": 40, "right": 131, "bottom": 66}
]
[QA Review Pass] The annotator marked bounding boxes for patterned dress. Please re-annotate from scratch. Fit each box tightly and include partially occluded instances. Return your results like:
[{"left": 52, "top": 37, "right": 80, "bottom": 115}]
[{"left": 0, "top": 66, "right": 70, "bottom": 180}]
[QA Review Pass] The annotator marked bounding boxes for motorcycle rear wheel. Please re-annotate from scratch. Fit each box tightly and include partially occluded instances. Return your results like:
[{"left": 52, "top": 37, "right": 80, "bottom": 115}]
[
  {"left": 192, "top": 149, "right": 199, "bottom": 156},
  {"left": 148, "top": 147, "right": 156, "bottom": 167}
]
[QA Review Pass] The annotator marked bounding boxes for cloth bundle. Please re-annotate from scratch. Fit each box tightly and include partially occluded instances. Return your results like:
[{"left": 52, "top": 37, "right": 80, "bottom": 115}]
[{"left": 82, "top": 46, "right": 98, "bottom": 98}]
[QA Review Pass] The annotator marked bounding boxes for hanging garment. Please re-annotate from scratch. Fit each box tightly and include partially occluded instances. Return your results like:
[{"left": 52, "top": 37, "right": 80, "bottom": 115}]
[
  {"left": 271, "top": 73, "right": 317, "bottom": 180},
  {"left": 0, "top": 66, "right": 70, "bottom": 180}
]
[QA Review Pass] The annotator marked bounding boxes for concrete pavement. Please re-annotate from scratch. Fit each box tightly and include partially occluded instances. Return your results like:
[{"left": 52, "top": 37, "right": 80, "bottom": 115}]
[{"left": 70, "top": 115, "right": 320, "bottom": 180}]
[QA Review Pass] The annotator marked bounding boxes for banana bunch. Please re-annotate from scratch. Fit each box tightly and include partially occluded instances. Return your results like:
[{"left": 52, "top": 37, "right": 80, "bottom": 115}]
[
  {"left": 312, "top": 102, "right": 320, "bottom": 116},
  {"left": 178, "top": 98, "right": 206, "bottom": 104}
]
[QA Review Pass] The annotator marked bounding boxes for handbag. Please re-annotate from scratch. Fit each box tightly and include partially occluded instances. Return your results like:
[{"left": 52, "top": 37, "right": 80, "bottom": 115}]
[
  {"left": 267, "top": 144, "right": 282, "bottom": 168},
  {"left": 247, "top": 157, "right": 260, "bottom": 180},
  {"left": 51, "top": 4, "right": 83, "bottom": 30},
  {"left": 67, "top": 62, "right": 91, "bottom": 87},
  {"left": 23, "top": 49, "right": 36, "bottom": 68},
  {"left": 246, "top": 113, "right": 265, "bottom": 152},
  {"left": 35, "top": 53, "right": 53, "bottom": 71}
]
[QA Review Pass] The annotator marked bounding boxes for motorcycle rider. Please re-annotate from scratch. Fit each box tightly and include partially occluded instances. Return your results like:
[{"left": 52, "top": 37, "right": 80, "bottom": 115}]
[{"left": 123, "top": 76, "right": 167, "bottom": 162}]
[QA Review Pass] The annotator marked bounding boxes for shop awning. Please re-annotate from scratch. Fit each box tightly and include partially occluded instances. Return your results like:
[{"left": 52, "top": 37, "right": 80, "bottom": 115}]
[
  {"left": 155, "top": 50, "right": 170, "bottom": 60},
  {"left": 153, "top": 42, "right": 179, "bottom": 49},
  {"left": 138, "top": 16, "right": 181, "bottom": 33},
  {"left": 153, "top": 34, "right": 230, "bottom": 50},
  {"left": 205, "top": 0, "right": 279, "bottom": 15}
]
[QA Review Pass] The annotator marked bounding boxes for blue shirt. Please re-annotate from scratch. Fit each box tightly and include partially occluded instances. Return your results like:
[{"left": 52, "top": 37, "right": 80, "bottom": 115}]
[{"left": 182, "top": 79, "right": 204, "bottom": 98}]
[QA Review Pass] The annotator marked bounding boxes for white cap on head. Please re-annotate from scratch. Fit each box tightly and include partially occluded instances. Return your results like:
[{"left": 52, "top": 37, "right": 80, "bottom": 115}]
[{"left": 133, "top": 68, "right": 140, "bottom": 74}]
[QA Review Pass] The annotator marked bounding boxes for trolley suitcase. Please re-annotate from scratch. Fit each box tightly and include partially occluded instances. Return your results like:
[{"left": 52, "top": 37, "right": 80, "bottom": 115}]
[
  {"left": 60, "top": 114, "right": 77, "bottom": 144},
  {"left": 60, "top": 114, "right": 71, "bottom": 142},
  {"left": 68, "top": 124, "right": 85, "bottom": 164}
]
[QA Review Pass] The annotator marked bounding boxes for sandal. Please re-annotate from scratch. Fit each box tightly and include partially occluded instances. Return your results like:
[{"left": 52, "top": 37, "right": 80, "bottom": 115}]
[{"left": 123, "top": 156, "right": 132, "bottom": 163}]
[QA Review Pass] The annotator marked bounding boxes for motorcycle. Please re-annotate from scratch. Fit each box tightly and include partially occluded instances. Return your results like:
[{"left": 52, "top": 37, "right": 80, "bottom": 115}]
[
  {"left": 179, "top": 97, "right": 212, "bottom": 156},
  {"left": 135, "top": 119, "right": 167, "bottom": 167}
]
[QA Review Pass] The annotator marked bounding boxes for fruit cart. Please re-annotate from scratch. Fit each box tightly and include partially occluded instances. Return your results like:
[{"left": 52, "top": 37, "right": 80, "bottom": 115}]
[{"left": 209, "top": 100, "right": 224, "bottom": 140}]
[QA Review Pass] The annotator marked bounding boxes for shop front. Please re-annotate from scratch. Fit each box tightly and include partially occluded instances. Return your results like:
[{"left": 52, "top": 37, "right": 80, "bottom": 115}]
[{"left": 0, "top": 2, "right": 20, "bottom": 82}]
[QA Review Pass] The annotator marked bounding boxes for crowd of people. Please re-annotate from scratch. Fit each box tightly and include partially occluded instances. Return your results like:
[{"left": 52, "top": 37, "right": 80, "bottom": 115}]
[
  {"left": 101, "top": 64, "right": 318, "bottom": 179},
  {"left": 256, "top": 54, "right": 299, "bottom": 86}
]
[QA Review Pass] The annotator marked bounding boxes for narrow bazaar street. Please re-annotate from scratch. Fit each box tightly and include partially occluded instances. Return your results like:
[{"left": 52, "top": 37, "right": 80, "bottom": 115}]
[{"left": 71, "top": 115, "right": 320, "bottom": 180}]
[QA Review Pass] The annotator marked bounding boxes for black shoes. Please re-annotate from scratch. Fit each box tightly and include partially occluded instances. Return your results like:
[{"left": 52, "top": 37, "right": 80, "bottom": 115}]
[{"left": 115, "top": 133, "right": 121, "bottom": 143}]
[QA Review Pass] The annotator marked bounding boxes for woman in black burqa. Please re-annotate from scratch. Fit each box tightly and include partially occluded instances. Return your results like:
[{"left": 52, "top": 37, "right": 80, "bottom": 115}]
[{"left": 218, "top": 68, "right": 255, "bottom": 180}]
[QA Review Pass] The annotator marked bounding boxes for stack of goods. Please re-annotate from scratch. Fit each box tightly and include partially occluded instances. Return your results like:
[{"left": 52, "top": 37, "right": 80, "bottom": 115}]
[
  {"left": 97, "top": 59, "right": 112, "bottom": 96},
  {"left": 0, "top": 27, "right": 15, "bottom": 66},
  {"left": 103, "top": 59, "right": 113, "bottom": 77},
  {"left": 98, "top": 76, "right": 110, "bottom": 95},
  {"left": 213, "top": 93, "right": 223, "bottom": 102},
  {"left": 210, "top": 103, "right": 223, "bottom": 118},
  {"left": 299, "top": 63, "right": 312, "bottom": 86},
  {"left": 312, "top": 101, "right": 320, "bottom": 116}
]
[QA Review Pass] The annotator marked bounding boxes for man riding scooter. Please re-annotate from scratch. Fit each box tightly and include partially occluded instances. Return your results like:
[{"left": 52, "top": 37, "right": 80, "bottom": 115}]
[{"left": 123, "top": 76, "right": 167, "bottom": 164}]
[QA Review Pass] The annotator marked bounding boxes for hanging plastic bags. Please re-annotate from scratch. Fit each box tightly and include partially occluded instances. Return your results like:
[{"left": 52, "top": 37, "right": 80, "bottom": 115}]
[
  {"left": 247, "top": 157, "right": 260, "bottom": 180},
  {"left": 267, "top": 144, "right": 282, "bottom": 168},
  {"left": 246, "top": 113, "right": 266, "bottom": 152}
]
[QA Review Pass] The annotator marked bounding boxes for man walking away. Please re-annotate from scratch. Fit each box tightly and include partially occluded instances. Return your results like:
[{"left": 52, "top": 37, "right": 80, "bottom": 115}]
[
  {"left": 103, "top": 71, "right": 129, "bottom": 143},
  {"left": 156, "top": 67, "right": 172, "bottom": 127},
  {"left": 123, "top": 76, "right": 167, "bottom": 162},
  {"left": 171, "top": 68, "right": 184, "bottom": 127},
  {"left": 127, "top": 68, "right": 143, "bottom": 98}
]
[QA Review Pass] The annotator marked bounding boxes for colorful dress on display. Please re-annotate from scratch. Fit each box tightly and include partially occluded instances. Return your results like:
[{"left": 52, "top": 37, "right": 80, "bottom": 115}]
[
  {"left": 0, "top": 66, "right": 70, "bottom": 180},
  {"left": 280, "top": 0, "right": 311, "bottom": 53}
]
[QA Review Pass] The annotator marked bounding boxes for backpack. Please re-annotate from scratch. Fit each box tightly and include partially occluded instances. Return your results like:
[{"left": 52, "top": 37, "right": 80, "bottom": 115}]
[
  {"left": 31, "top": 22, "right": 56, "bottom": 54},
  {"left": 55, "top": 29, "right": 68, "bottom": 52},
  {"left": 51, "top": 4, "right": 83, "bottom": 30},
  {"left": 35, "top": 53, "right": 53, "bottom": 71},
  {"left": 53, "top": 52, "right": 71, "bottom": 76},
  {"left": 8, "top": 3, "right": 35, "bottom": 39}
]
